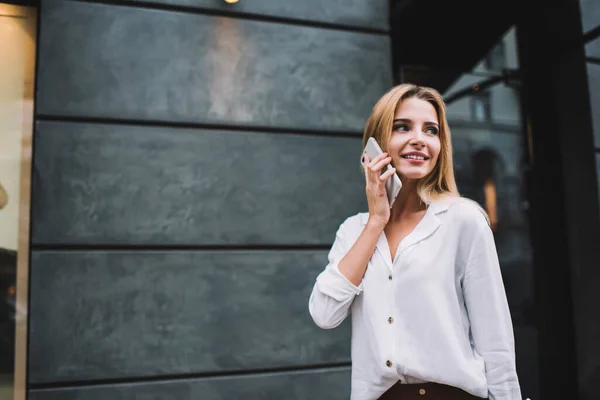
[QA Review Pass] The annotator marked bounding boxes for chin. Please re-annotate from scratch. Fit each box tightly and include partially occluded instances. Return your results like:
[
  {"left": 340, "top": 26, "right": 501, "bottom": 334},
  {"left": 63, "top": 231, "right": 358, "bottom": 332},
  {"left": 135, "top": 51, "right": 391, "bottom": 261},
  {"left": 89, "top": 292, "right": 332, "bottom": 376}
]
[{"left": 399, "top": 170, "right": 431, "bottom": 180}]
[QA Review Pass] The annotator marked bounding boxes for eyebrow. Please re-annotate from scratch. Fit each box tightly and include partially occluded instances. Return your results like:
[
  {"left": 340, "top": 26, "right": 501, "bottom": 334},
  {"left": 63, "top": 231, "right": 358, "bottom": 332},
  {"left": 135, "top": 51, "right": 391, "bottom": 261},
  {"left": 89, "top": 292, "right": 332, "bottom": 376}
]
[{"left": 393, "top": 118, "right": 439, "bottom": 127}]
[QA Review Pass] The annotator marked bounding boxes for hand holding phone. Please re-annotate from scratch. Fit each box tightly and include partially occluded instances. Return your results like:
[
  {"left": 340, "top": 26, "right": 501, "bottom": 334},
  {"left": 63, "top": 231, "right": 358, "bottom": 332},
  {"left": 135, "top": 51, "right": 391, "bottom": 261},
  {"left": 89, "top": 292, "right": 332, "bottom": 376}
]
[{"left": 362, "top": 137, "right": 402, "bottom": 208}]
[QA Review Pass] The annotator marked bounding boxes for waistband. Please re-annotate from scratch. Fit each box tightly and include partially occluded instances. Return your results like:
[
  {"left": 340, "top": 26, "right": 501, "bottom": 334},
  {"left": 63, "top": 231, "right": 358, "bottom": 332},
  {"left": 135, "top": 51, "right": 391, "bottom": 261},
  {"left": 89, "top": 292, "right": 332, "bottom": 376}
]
[{"left": 378, "top": 382, "right": 484, "bottom": 400}]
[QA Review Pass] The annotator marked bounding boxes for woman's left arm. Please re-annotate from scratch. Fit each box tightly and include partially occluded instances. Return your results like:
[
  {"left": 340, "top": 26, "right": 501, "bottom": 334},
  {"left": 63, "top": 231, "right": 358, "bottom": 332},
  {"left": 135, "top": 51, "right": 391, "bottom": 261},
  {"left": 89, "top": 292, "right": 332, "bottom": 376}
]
[{"left": 462, "top": 222, "right": 522, "bottom": 400}]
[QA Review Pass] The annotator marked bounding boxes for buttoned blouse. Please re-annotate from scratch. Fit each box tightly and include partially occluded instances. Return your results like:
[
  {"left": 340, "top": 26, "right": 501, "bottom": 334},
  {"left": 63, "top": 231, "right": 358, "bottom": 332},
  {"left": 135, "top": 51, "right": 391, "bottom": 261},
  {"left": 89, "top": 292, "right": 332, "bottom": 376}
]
[{"left": 308, "top": 198, "right": 521, "bottom": 400}]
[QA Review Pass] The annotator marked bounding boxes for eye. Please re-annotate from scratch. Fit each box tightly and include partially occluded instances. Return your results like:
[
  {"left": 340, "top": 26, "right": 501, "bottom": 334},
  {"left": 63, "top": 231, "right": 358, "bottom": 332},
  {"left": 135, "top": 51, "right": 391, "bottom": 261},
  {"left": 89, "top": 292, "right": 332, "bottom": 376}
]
[
  {"left": 425, "top": 127, "right": 439, "bottom": 135},
  {"left": 393, "top": 124, "right": 409, "bottom": 132}
]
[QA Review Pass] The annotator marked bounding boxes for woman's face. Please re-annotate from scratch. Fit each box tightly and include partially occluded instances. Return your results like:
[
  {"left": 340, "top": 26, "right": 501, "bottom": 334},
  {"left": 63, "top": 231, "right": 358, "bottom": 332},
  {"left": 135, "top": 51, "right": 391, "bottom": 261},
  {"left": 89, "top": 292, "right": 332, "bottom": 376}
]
[{"left": 387, "top": 97, "right": 441, "bottom": 183}]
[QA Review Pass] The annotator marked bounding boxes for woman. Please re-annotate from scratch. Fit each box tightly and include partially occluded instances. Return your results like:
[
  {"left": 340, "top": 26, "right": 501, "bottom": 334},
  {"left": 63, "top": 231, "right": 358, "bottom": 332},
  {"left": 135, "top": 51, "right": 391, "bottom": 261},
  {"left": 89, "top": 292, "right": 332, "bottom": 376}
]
[{"left": 308, "top": 84, "right": 521, "bottom": 400}]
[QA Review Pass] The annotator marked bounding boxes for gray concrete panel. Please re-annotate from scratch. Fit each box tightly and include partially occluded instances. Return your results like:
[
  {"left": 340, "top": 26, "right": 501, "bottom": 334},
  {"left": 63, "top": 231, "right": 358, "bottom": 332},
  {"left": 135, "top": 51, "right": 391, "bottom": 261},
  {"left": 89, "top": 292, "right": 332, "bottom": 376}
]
[
  {"left": 31, "top": 121, "right": 366, "bottom": 245},
  {"left": 28, "top": 251, "right": 350, "bottom": 383},
  {"left": 123, "top": 0, "right": 389, "bottom": 30},
  {"left": 37, "top": 0, "right": 392, "bottom": 133},
  {"left": 29, "top": 367, "right": 351, "bottom": 399}
]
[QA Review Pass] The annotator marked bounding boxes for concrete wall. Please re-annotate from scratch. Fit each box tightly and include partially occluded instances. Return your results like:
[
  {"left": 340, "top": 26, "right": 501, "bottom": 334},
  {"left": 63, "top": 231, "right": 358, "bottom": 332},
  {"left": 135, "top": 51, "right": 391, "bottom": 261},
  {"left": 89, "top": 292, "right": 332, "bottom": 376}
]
[{"left": 27, "top": 0, "right": 392, "bottom": 398}]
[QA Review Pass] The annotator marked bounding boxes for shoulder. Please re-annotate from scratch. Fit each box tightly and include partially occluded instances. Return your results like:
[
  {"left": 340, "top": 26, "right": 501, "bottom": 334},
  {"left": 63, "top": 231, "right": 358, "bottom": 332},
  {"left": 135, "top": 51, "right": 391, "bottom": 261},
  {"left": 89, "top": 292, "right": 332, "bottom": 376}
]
[
  {"left": 338, "top": 212, "right": 369, "bottom": 232},
  {"left": 334, "top": 212, "right": 368, "bottom": 242},
  {"left": 436, "top": 196, "right": 490, "bottom": 233},
  {"left": 435, "top": 198, "right": 494, "bottom": 261}
]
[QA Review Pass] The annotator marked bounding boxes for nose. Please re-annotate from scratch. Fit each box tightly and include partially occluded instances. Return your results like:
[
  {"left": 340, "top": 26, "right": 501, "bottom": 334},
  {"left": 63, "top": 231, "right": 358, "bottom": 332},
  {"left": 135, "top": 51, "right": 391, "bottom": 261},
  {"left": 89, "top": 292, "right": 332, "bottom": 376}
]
[{"left": 409, "top": 131, "right": 426, "bottom": 147}]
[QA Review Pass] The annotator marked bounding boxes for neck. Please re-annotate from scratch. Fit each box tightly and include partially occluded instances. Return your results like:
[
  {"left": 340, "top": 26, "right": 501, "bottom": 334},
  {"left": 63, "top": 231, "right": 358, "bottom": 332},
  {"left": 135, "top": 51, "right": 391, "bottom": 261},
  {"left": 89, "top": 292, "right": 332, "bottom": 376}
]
[{"left": 389, "top": 179, "right": 426, "bottom": 221}]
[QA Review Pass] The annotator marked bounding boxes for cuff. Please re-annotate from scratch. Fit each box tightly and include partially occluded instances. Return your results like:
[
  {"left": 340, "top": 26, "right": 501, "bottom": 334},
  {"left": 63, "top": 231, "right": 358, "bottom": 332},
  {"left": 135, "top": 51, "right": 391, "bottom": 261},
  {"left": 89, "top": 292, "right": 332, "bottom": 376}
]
[{"left": 316, "top": 262, "right": 363, "bottom": 302}]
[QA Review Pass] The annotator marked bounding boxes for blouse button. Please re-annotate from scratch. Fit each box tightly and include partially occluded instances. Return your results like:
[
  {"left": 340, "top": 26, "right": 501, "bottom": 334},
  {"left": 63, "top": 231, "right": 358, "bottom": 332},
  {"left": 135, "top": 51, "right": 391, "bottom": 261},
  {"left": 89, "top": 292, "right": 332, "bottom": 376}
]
[
  {"left": 388, "top": 274, "right": 392, "bottom": 280},
  {"left": 419, "top": 388, "right": 426, "bottom": 395},
  {"left": 386, "top": 360, "right": 392, "bottom": 367},
  {"left": 388, "top": 317, "right": 394, "bottom": 324}
]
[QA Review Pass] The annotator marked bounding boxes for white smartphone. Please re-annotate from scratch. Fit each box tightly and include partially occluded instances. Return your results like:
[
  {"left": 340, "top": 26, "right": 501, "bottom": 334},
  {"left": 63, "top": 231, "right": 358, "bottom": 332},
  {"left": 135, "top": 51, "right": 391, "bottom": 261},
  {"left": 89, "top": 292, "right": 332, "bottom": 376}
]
[{"left": 362, "top": 137, "right": 402, "bottom": 208}]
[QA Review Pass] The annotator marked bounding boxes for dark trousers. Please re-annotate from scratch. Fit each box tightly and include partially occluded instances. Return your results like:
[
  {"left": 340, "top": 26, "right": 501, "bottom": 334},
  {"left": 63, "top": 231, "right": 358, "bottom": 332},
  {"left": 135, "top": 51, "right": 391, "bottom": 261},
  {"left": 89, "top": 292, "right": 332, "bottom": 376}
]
[{"left": 378, "top": 382, "right": 484, "bottom": 400}]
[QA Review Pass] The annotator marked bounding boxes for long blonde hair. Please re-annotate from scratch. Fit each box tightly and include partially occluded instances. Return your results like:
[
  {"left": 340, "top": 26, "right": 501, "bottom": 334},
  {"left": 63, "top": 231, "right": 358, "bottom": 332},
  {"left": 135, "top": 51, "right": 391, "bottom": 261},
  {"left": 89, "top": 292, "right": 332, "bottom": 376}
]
[{"left": 362, "top": 84, "right": 460, "bottom": 202}]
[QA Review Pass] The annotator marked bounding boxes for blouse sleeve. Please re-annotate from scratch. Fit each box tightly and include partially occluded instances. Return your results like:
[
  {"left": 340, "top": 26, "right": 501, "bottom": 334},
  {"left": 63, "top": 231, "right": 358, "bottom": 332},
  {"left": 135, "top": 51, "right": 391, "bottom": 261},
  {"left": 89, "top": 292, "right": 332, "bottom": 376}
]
[
  {"left": 463, "top": 222, "right": 522, "bottom": 400},
  {"left": 308, "top": 218, "right": 363, "bottom": 329}
]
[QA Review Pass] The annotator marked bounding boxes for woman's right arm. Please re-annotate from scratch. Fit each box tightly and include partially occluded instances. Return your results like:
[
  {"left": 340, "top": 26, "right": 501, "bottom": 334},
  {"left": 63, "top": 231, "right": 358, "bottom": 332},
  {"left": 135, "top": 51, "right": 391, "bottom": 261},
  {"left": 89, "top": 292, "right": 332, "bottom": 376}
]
[
  {"left": 308, "top": 152, "right": 394, "bottom": 329},
  {"left": 308, "top": 217, "right": 385, "bottom": 329}
]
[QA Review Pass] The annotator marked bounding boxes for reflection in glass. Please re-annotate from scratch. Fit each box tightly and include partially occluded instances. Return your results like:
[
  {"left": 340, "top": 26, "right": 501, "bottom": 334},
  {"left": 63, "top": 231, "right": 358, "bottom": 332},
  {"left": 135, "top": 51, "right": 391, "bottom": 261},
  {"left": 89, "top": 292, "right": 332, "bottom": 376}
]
[
  {"left": 444, "top": 26, "right": 539, "bottom": 399},
  {"left": 586, "top": 62, "right": 600, "bottom": 147},
  {"left": 471, "top": 149, "right": 500, "bottom": 231},
  {"left": 0, "top": 3, "right": 35, "bottom": 399},
  {"left": 485, "top": 41, "right": 506, "bottom": 72},
  {"left": 471, "top": 91, "right": 491, "bottom": 122}
]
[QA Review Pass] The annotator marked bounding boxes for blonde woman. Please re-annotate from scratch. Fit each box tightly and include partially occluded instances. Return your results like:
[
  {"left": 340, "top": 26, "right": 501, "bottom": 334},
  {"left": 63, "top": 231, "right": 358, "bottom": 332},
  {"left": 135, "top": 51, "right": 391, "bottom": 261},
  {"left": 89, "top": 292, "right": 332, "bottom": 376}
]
[{"left": 309, "top": 84, "right": 521, "bottom": 400}]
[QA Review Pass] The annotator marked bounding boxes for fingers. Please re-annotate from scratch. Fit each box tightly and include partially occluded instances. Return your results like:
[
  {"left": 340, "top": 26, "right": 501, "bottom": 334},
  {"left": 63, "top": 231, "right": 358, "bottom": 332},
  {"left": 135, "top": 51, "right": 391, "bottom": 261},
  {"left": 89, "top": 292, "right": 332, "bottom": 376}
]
[
  {"left": 370, "top": 156, "right": 392, "bottom": 174},
  {"left": 379, "top": 167, "right": 396, "bottom": 182},
  {"left": 363, "top": 152, "right": 393, "bottom": 187},
  {"left": 368, "top": 152, "right": 388, "bottom": 167}
]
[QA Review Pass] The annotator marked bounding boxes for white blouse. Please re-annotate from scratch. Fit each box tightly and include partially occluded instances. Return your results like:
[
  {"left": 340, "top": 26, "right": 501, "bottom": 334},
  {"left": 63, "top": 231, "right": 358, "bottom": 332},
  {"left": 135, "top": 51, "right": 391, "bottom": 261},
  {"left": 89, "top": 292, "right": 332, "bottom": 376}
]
[{"left": 308, "top": 198, "right": 522, "bottom": 400}]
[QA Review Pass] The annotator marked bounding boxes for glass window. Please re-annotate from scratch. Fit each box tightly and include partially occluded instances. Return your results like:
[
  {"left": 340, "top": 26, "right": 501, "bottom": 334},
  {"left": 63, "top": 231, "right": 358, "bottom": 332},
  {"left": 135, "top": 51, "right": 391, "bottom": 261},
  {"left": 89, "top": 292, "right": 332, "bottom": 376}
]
[
  {"left": 485, "top": 41, "right": 506, "bottom": 72},
  {"left": 586, "top": 62, "right": 600, "bottom": 147},
  {"left": 0, "top": 3, "right": 36, "bottom": 399},
  {"left": 444, "top": 26, "right": 539, "bottom": 400},
  {"left": 471, "top": 91, "right": 491, "bottom": 122}
]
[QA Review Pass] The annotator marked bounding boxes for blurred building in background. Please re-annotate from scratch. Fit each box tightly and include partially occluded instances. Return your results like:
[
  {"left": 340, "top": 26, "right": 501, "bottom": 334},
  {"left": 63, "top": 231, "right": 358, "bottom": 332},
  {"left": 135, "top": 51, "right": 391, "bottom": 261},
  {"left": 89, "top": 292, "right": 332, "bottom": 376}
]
[{"left": 1, "top": 0, "right": 599, "bottom": 399}]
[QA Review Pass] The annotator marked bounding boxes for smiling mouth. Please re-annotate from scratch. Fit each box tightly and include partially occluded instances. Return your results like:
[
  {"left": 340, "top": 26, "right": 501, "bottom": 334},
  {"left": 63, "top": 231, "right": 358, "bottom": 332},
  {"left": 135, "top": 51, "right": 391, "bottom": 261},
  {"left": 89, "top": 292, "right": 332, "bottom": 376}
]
[{"left": 401, "top": 154, "right": 429, "bottom": 161}]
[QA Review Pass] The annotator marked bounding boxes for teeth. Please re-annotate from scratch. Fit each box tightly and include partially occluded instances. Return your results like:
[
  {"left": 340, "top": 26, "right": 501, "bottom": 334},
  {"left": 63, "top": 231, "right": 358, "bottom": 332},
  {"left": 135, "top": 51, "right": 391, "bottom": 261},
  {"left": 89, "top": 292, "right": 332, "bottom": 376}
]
[{"left": 404, "top": 155, "right": 425, "bottom": 160}]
